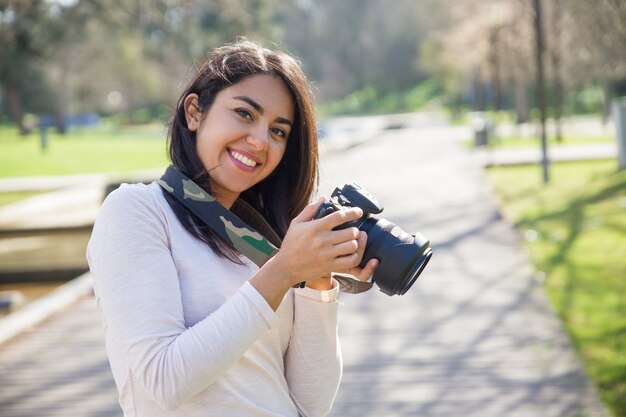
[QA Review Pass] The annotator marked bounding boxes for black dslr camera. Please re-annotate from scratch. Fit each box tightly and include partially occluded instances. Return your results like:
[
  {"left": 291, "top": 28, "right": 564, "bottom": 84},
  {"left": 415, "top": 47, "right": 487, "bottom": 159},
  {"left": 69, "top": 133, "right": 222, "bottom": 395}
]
[{"left": 313, "top": 183, "right": 432, "bottom": 296}]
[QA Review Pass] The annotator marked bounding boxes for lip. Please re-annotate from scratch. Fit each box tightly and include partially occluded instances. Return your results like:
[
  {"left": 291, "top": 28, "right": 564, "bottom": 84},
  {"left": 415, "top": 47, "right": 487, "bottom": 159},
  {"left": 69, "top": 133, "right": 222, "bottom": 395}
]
[{"left": 227, "top": 148, "right": 262, "bottom": 172}]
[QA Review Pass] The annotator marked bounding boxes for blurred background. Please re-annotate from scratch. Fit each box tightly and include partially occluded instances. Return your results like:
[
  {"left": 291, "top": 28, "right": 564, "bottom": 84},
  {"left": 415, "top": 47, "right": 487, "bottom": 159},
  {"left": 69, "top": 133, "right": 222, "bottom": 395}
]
[
  {"left": 0, "top": 0, "right": 625, "bottom": 416},
  {"left": 2, "top": 0, "right": 625, "bottom": 134}
]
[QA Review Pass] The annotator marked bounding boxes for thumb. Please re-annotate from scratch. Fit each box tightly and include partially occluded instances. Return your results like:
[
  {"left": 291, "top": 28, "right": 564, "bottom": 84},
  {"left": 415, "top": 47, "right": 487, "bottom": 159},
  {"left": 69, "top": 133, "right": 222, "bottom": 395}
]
[{"left": 293, "top": 196, "right": 326, "bottom": 223}]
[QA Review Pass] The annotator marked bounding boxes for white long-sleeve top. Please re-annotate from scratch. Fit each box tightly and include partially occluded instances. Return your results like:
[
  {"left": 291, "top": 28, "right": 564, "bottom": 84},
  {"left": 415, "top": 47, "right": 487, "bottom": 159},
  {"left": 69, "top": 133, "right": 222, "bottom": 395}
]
[{"left": 87, "top": 182, "right": 342, "bottom": 417}]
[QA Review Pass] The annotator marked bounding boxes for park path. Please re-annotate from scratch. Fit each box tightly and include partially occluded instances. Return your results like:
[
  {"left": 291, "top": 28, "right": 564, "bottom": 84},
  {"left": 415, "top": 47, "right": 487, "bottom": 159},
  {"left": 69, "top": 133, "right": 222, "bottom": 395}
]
[
  {"left": 0, "top": 294, "right": 120, "bottom": 416},
  {"left": 321, "top": 119, "right": 609, "bottom": 417},
  {"left": 0, "top": 114, "right": 611, "bottom": 417}
]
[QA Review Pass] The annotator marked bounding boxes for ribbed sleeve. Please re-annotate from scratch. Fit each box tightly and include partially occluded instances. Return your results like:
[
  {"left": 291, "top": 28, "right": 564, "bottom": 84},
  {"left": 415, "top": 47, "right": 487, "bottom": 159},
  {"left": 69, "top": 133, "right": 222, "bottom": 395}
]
[{"left": 285, "top": 284, "right": 342, "bottom": 417}]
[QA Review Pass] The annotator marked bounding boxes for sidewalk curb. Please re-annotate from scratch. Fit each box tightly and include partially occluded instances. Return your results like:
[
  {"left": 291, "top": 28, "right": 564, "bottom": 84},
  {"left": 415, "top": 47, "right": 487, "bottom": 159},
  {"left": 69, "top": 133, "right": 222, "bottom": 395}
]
[
  {"left": 475, "top": 143, "right": 617, "bottom": 166},
  {"left": 0, "top": 272, "right": 94, "bottom": 346},
  {"left": 0, "top": 169, "right": 165, "bottom": 193}
]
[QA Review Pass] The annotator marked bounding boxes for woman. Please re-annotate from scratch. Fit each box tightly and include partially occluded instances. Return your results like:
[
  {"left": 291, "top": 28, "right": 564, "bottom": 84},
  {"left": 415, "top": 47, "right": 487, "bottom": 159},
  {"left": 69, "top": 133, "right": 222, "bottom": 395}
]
[{"left": 87, "top": 40, "right": 378, "bottom": 417}]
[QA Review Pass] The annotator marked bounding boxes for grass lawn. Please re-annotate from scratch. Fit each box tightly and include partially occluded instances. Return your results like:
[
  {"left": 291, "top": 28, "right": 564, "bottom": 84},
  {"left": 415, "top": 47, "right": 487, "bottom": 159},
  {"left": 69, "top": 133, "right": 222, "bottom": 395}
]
[
  {"left": 486, "top": 160, "right": 626, "bottom": 417},
  {"left": 0, "top": 123, "right": 170, "bottom": 177}
]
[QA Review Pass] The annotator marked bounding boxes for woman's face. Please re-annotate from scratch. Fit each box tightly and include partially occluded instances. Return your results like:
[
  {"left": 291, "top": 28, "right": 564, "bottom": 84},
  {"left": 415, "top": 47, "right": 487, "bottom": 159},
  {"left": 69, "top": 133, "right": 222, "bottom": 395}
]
[{"left": 185, "top": 74, "right": 295, "bottom": 208}]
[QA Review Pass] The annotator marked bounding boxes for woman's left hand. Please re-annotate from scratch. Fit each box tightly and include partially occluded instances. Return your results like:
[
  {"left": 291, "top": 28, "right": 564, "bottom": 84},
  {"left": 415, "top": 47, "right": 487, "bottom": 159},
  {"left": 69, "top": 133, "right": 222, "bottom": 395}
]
[
  {"left": 342, "top": 231, "right": 379, "bottom": 280},
  {"left": 305, "top": 231, "right": 379, "bottom": 290}
]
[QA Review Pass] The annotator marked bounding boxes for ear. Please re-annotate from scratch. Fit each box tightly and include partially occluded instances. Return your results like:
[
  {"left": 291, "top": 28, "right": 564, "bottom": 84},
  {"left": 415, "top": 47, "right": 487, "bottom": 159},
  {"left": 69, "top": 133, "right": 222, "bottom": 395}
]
[{"left": 183, "top": 93, "right": 201, "bottom": 132}]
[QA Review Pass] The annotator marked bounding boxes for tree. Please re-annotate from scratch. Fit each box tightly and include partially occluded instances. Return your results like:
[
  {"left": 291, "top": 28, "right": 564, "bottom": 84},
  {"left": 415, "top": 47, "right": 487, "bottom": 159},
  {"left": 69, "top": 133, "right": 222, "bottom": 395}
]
[
  {"left": 280, "top": 0, "right": 435, "bottom": 103},
  {"left": 0, "top": 0, "right": 287, "bottom": 130},
  {"left": 563, "top": 0, "right": 626, "bottom": 118},
  {"left": 0, "top": 0, "right": 119, "bottom": 133},
  {"left": 0, "top": 1, "right": 53, "bottom": 133}
]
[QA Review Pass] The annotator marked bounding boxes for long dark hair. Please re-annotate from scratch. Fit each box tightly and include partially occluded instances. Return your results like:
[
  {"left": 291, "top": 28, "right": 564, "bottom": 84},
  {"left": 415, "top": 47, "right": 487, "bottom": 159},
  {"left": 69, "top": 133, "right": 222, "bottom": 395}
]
[{"left": 164, "top": 40, "right": 319, "bottom": 262}]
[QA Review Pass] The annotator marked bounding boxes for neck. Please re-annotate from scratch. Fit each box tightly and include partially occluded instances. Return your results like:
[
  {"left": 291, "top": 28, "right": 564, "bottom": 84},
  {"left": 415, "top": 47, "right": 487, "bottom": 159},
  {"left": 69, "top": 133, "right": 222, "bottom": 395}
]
[{"left": 213, "top": 192, "right": 239, "bottom": 210}]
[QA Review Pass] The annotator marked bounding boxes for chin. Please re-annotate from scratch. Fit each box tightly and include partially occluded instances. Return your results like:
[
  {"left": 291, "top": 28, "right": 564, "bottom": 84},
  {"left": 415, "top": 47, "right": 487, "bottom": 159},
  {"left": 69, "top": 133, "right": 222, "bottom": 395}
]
[{"left": 232, "top": 182, "right": 260, "bottom": 193}]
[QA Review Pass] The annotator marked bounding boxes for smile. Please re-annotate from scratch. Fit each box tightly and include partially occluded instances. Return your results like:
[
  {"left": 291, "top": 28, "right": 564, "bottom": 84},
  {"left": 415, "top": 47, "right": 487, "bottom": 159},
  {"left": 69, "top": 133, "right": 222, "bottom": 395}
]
[{"left": 229, "top": 150, "right": 259, "bottom": 168}]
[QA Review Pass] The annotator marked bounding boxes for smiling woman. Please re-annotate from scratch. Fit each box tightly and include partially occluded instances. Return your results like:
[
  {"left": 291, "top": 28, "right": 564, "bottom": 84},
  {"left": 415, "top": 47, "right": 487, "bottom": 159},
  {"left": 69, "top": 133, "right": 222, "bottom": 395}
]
[
  {"left": 185, "top": 74, "right": 294, "bottom": 209},
  {"left": 86, "top": 40, "right": 378, "bottom": 417}
]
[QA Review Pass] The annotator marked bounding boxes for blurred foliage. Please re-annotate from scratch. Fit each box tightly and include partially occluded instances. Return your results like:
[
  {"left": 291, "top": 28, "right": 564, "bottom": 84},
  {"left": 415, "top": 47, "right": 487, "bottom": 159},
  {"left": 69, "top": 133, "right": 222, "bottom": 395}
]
[
  {"left": 424, "top": 0, "right": 626, "bottom": 123},
  {"left": 318, "top": 78, "right": 445, "bottom": 117},
  {"left": 567, "top": 86, "right": 606, "bottom": 115},
  {"left": 1, "top": 0, "right": 625, "bottom": 130},
  {"left": 487, "top": 160, "right": 626, "bottom": 417}
]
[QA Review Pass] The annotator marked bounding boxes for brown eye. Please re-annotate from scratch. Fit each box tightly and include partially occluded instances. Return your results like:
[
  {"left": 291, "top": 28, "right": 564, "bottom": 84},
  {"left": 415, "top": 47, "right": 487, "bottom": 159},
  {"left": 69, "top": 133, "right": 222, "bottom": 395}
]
[
  {"left": 271, "top": 127, "right": 287, "bottom": 139},
  {"left": 235, "top": 108, "right": 253, "bottom": 120}
]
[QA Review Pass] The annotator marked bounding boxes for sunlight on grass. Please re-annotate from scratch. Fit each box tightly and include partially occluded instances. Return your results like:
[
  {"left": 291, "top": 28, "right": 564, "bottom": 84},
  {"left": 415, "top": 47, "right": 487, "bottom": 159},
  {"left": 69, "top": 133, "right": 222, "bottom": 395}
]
[
  {"left": 0, "top": 123, "right": 169, "bottom": 177},
  {"left": 487, "top": 160, "right": 626, "bottom": 417}
]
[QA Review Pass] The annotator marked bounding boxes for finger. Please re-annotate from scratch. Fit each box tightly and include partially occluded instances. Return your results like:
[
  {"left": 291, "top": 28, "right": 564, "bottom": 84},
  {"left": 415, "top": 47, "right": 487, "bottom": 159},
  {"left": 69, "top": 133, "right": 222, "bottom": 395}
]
[
  {"left": 331, "top": 240, "right": 359, "bottom": 257},
  {"left": 293, "top": 196, "right": 326, "bottom": 223},
  {"left": 356, "top": 231, "right": 368, "bottom": 257},
  {"left": 317, "top": 207, "right": 363, "bottom": 230},
  {"left": 354, "top": 258, "right": 379, "bottom": 281},
  {"left": 348, "top": 231, "right": 368, "bottom": 267},
  {"left": 328, "top": 227, "right": 360, "bottom": 244},
  {"left": 332, "top": 252, "right": 361, "bottom": 270}
]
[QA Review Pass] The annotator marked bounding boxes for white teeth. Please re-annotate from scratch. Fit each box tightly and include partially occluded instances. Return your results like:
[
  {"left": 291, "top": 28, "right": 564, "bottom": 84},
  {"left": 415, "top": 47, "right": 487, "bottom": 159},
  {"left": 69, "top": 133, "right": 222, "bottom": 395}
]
[{"left": 230, "top": 150, "right": 257, "bottom": 167}]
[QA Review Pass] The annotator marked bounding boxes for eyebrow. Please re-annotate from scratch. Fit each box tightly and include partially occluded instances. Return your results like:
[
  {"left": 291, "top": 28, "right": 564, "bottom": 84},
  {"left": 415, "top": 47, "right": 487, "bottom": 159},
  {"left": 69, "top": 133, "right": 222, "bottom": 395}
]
[{"left": 233, "top": 95, "right": 293, "bottom": 126}]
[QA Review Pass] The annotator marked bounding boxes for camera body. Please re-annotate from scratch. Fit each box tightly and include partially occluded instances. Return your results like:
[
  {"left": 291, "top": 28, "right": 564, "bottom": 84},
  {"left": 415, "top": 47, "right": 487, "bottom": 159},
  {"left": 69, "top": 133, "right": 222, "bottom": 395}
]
[
  {"left": 314, "top": 183, "right": 383, "bottom": 230},
  {"left": 314, "top": 183, "right": 432, "bottom": 296}
]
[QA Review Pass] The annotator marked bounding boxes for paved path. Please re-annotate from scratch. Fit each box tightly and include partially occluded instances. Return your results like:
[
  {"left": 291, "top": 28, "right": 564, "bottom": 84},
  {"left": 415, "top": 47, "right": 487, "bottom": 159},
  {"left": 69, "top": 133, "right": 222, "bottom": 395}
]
[
  {"left": 0, "top": 293, "right": 120, "bottom": 416},
  {"left": 0, "top": 118, "right": 610, "bottom": 417},
  {"left": 320, "top": 124, "right": 608, "bottom": 417}
]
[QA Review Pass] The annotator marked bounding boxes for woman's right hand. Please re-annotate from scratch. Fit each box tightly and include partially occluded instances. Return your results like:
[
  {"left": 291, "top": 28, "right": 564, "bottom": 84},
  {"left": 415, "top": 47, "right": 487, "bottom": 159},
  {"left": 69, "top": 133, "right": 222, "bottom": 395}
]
[
  {"left": 250, "top": 197, "right": 366, "bottom": 310},
  {"left": 272, "top": 196, "right": 365, "bottom": 286}
]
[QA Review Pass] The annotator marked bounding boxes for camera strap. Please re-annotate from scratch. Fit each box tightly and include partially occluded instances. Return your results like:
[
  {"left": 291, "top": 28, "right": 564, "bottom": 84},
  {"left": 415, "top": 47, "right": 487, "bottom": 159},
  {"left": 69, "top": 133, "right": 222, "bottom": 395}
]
[{"left": 158, "top": 166, "right": 372, "bottom": 294}]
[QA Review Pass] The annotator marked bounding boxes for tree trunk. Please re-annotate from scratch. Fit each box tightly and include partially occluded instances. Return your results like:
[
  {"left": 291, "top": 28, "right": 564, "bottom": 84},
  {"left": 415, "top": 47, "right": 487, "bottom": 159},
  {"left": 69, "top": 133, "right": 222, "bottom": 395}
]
[
  {"left": 489, "top": 28, "right": 502, "bottom": 112},
  {"left": 534, "top": 0, "right": 550, "bottom": 183},
  {"left": 550, "top": 0, "right": 564, "bottom": 142},
  {"left": 55, "top": 75, "right": 70, "bottom": 135},
  {"left": 472, "top": 73, "right": 486, "bottom": 111},
  {"left": 601, "top": 79, "right": 613, "bottom": 125},
  {"left": 3, "top": 82, "right": 30, "bottom": 135},
  {"left": 514, "top": 76, "right": 530, "bottom": 124}
]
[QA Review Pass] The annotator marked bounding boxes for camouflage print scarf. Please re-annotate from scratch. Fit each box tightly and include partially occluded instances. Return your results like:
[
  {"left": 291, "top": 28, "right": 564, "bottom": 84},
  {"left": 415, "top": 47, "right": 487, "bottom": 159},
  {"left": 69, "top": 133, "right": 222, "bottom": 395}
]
[{"left": 159, "top": 165, "right": 372, "bottom": 294}]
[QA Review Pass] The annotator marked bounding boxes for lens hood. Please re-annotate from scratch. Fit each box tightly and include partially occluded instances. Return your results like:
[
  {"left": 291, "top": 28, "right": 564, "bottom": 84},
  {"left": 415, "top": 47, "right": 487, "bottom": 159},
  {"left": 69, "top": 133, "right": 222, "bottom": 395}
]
[{"left": 361, "top": 219, "right": 432, "bottom": 296}]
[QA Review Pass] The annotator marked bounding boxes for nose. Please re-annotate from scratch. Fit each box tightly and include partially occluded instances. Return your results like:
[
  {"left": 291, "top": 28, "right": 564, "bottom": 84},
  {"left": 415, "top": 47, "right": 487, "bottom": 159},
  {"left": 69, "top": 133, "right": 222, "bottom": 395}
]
[{"left": 246, "top": 125, "right": 269, "bottom": 151}]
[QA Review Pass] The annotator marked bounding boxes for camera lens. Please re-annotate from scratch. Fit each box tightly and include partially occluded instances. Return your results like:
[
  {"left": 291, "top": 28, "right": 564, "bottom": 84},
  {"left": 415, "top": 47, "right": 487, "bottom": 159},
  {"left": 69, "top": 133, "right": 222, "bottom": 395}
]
[{"left": 360, "top": 218, "right": 432, "bottom": 296}]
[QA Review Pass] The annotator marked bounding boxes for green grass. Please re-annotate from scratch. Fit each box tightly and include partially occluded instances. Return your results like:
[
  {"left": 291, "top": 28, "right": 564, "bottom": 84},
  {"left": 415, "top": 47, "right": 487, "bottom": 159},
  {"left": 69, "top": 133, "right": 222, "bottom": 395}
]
[
  {"left": 486, "top": 160, "right": 626, "bottom": 417},
  {"left": 0, "top": 123, "right": 170, "bottom": 177}
]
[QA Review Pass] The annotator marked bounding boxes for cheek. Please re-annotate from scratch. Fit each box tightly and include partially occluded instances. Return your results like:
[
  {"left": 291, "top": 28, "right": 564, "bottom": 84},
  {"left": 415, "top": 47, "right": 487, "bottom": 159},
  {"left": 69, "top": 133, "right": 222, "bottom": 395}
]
[
  {"left": 195, "top": 139, "right": 210, "bottom": 166},
  {"left": 195, "top": 130, "right": 222, "bottom": 165},
  {"left": 260, "top": 142, "right": 287, "bottom": 179},
  {"left": 270, "top": 142, "right": 288, "bottom": 169}
]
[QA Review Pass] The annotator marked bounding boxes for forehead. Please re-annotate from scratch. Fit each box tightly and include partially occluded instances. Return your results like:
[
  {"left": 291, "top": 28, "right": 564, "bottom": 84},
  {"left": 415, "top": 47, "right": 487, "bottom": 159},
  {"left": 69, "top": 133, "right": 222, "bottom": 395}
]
[{"left": 220, "top": 74, "right": 294, "bottom": 118}]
